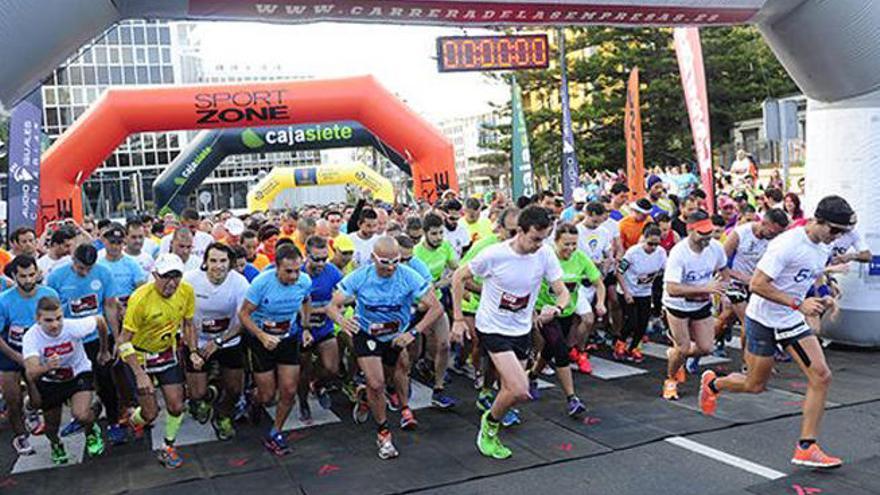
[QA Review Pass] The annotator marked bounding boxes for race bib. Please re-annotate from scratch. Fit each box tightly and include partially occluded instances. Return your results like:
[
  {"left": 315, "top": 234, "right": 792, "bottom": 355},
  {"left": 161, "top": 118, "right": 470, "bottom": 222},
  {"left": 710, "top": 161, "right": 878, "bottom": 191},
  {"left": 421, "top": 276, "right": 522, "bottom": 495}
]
[
  {"left": 262, "top": 319, "right": 291, "bottom": 336},
  {"left": 636, "top": 271, "right": 660, "bottom": 286},
  {"left": 144, "top": 347, "right": 177, "bottom": 373},
  {"left": 369, "top": 321, "right": 400, "bottom": 337},
  {"left": 499, "top": 292, "right": 529, "bottom": 312},
  {"left": 70, "top": 293, "right": 99, "bottom": 315},
  {"left": 44, "top": 366, "right": 75, "bottom": 382},
  {"left": 7, "top": 325, "right": 26, "bottom": 347},
  {"left": 201, "top": 318, "right": 230, "bottom": 334}
]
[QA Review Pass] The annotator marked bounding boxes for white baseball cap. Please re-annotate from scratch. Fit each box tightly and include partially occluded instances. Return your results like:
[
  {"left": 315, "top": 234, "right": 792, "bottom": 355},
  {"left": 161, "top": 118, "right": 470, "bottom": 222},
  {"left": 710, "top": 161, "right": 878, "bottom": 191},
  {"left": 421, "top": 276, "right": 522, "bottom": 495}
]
[
  {"left": 224, "top": 217, "right": 245, "bottom": 236},
  {"left": 154, "top": 253, "right": 185, "bottom": 276},
  {"left": 573, "top": 187, "right": 588, "bottom": 203}
]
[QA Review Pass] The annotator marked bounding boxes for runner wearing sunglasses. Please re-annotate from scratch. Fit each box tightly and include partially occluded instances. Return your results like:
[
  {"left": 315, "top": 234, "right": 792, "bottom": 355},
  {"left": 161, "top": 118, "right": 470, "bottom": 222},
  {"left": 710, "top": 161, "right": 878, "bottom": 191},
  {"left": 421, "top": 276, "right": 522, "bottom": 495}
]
[
  {"left": 326, "top": 236, "right": 442, "bottom": 459},
  {"left": 661, "top": 210, "right": 729, "bottom": 401},
  {"left": 700, "top": 195, "right": 856, "bottom": 469}
]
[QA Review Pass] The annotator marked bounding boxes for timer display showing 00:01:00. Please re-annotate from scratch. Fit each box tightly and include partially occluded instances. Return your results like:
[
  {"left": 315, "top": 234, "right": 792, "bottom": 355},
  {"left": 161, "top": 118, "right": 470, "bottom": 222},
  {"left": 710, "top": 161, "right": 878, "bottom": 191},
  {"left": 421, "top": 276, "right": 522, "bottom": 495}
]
[{"left": 437, "top": 35, "right": 550, "bottom": 72}]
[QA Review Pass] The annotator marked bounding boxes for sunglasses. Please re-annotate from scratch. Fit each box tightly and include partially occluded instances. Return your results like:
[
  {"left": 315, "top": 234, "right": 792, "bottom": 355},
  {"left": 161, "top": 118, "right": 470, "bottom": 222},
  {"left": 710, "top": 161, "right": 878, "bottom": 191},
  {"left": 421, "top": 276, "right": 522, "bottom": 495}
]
[
  {"left": 373, "top": 255, "right": 400, "bottom": 266},
  {"left": 158, "top": 271, "right": 182, "bottom": 280},
  {"left": 400, "top": 256, "right": 413, "bottom": 263},
  {"left": 506, "top": 228, "right": 518, "bottom": 237},
  {"left": 646, "top": 241, "right": 661, "bottom": 247},
  {"left": 309, "top": 255, "right": 328, "bottom": 263}
]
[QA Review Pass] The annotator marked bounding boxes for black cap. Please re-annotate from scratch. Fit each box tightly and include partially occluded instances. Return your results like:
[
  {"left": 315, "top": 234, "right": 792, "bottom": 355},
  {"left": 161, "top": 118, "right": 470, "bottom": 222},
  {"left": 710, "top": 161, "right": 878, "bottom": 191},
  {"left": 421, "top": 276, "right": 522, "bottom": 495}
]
[
  {"left": 73, "top": 243, "right": 98, "bottom": 266},
  {"left": 103, "top": 224, "right": 126, "bottom": 243},
  {"left": 814, "top": 195, "right": 856, "bottom": 227}
]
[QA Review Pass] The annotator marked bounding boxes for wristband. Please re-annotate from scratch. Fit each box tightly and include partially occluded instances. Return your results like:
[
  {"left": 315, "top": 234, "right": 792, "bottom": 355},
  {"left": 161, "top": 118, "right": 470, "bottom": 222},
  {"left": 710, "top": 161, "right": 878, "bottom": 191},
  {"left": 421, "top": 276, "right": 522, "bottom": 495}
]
[
  {"left": 789, "top": 298, "right": 801, "bottom": 311},
  {"left": 118, "top": 342, "right": 135, "bottom": 359}
]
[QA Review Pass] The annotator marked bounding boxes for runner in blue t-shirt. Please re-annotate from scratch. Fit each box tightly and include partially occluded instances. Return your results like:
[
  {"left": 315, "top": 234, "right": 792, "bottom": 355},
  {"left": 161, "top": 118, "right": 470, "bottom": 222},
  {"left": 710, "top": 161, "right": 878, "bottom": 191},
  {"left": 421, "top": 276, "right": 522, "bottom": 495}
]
[
  {"left": 239, "top": 243, "right": 312, "bottom": 457},
  {"left": 326, "top": 236, "right": 442, "bottom": 461},
  {"left": 298, "top": 235, "right": 343, "bottom": 421},
  {"left": 0, "top": 255, "right": 59, "bottom": 456},
  {"left": 46, "top": 243, "right": 123, "bottom": 439}
]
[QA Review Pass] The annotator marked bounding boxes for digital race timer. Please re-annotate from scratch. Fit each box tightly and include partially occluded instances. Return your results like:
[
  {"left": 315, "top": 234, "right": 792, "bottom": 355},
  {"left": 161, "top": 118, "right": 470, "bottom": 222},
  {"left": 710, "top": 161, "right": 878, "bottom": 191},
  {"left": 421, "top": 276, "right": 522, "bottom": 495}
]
[{"left": 436, "top": 34, "right": 550, "bottom": 72}]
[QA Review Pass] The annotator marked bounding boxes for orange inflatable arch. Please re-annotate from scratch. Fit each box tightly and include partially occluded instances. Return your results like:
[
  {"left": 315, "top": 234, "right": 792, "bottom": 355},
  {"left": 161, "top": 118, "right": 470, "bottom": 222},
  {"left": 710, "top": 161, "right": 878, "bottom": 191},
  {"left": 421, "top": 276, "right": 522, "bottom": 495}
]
[{"left": 38, "top": 75, "right": 456, "bottom": 231}]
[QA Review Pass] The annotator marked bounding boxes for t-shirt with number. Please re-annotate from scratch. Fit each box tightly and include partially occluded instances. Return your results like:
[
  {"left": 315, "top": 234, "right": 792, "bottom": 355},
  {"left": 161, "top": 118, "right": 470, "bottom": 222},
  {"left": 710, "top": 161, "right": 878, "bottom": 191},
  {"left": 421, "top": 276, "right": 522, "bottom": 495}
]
[
  {"left": 536, "top": 250, "right": 601, "bottom": 317},
  {"left": 184, "top": 269, "right": 249, "bottom": 349},
  {"left": 22, "top": 316, "right": 97, "bottom": 382},
  {"left": 746, "top": 227, "right": 831, "bottom": 328},
  {"left": 459, "top": 234, "right": 499, "bottom": 314},
  {"left": 302, "top": 263, "right": 343, "bottom": 338},
  {"left": 0, "top": 286, "right": 59, "bottom": 350},
  {"left": 245, "top": 269, "right": 312, "bottom": 338},
  {"left": 729, "top": 222, "right": 769, "bottom": 278},
  {"left": 47, "top": 262, "right": 116, "bottom": 343},
  {"left": 469, "top": 241, "right": 563, "bottom": 337},
  {"left": 351, "top": 233, "right": 379, "bottom": 269},
  {"left": 618, "top": 244, "right": 667, "bottom": 298},
  {"left": 123, "top": 281, "right": 195, "bottom": 354},
  {"left": 98, "top": 254, "right": 147, "bottom": 305},
  {"left": 338, "top": 264, "right": 430, "bottom": 342},
  {"left": 662, "top": 239, "right": 727, "bottom": 312}
]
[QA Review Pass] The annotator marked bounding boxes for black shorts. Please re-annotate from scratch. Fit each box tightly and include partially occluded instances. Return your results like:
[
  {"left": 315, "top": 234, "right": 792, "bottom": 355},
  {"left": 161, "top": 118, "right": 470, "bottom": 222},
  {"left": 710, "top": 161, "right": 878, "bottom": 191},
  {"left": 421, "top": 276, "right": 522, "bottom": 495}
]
[
  {"left": 184, "top": 344, "right": 245, "bottom": 372},
  {"left": 36, "top": 372, "right": 94, "bottom": 410},
  {"left": 353, "top": 332, "right": 403, "bottom": 368},
  {"left": 603, "top": 273, "right": 617, "bottom": 290},
  {"left": 665, "top": 304, "right": 712, "bottom": 321},
  {"left": 478, "top": 329, "right": 531, "bottom": 361},
  {"left": 726, "top": 281, "right": 751, "bottom": 305},
  {"left": 246, "top": 333, "right": 301, "bottom": 373},
  {"left": 124, "top": 360, "right": 185, "bottom": 389}
]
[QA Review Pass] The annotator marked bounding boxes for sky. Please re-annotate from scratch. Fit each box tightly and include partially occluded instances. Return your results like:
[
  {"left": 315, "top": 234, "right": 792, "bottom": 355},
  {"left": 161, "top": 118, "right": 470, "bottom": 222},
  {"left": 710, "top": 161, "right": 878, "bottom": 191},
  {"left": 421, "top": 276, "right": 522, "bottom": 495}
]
[{"left": 192, "top": 22, "right": 511, "bottom": 123}]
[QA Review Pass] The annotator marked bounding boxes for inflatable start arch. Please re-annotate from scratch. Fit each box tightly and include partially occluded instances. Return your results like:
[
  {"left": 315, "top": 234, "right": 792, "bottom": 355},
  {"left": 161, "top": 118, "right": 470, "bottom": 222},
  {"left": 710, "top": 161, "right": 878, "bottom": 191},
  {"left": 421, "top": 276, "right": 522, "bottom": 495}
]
[
  {"left": 247, "top": 163, "right": 394, "bottom": 211},
  {"left": 153, "top": 121, "right": 410, "bottom": 215},
  {"left": 37, "top": 76, "right": 455, "bottom": 230}
]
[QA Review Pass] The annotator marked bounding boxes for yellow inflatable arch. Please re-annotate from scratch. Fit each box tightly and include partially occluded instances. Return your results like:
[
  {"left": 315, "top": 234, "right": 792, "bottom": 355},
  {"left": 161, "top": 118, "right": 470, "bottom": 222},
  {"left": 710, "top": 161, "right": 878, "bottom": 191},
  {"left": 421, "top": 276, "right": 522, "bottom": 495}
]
[{"left": 247, "top": 163, "right": 394, "bottom": 212}]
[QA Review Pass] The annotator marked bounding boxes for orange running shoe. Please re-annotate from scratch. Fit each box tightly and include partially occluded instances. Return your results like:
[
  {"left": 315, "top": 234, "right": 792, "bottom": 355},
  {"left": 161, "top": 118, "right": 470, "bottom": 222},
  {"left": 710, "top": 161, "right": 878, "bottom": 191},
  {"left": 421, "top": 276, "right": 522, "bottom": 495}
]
[
  {"left": 662, "top": 379, "right": 679, "bottom": 401},
  {"left": 629, "top": 348, "right": 644, "bottom": 363},
  {"left": 612, "top": 341, "right": 628, "bottom": 361},
  {"left": 665, "top": 347, "right": 687, "bottom": 383},
  {"left": 568, "top": 347, "right": 580, "bottom": 365},
  {"left": 699, "top": 370, "right": 718, "bottom": 416},
  {"left": 576, "top": 352, "right": 593, "bottom": 374},
  {"left": 791, "top": 443, "right": 842, "bottom": 469}
]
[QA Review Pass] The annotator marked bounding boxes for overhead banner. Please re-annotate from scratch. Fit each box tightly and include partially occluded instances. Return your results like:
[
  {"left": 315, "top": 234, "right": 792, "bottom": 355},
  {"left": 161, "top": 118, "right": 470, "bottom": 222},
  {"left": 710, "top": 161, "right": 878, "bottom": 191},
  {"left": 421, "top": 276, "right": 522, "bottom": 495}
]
[
  {"left": 624, "top": 67, "right": 645, "bottom": 199},
  {"left": 153, "top": 121, "right": 410, "bottom": 214},
  {"left": 558, "top": 29, "right": 579, "bottom": 205},
  {"left": 188, "top": 1, "right": 762, "bottom": 26},
  {"left": 674, "top": 27, "right": 715, "bottom": 213},
  {"left": 510, "top": 77, "right": 535, "bottom": 199},
  {"left": 247, "top": 163, "right": 394, "bottom": 211},
  {"left": 6, "top": 87, "right": 43, "bottom": 234}
]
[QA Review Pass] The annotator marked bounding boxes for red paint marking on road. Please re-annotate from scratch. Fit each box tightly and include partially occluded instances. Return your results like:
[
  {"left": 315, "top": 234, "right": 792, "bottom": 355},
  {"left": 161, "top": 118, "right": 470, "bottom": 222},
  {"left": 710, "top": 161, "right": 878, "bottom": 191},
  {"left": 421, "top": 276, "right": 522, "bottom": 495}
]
[
  {"left": 318, "top": 464, "right": 340, "bottom": 476},
  {"left": 228, "top": 458, "right": 249, "bottom": 467},
  {"left": 582, "top": 416, "right": 602, "bottom": 426},
  {"left": 783, "top": 400, "right": 804, "bottom": 407},
  {"left": 792, "top": 483, "right": 822, "bottom": 495},
  {"left": 288, "top": 430, "right": 306, "bottom": 441},
  {"left": 789, "top": 381, "right": 807, "bottom": 389},
  {"left": 556, "top": 443, "right": 573, "bottom": 452},
  {"left": 0, "top": 477, "right": 17, "bottom": 488}
]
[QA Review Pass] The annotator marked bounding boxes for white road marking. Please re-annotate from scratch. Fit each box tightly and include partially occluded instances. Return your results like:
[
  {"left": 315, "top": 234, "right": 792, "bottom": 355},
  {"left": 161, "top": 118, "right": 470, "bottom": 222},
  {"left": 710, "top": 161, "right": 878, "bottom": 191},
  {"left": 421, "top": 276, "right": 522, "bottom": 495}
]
[
  {"left": 641, "top": 342, "right": 730, "bottom": 365},
  {"left": 589, "top": 356, "right": 648, "bottom": 380},
  {"left": 665, "top": 436, "right": 786, "bottom": 480}
]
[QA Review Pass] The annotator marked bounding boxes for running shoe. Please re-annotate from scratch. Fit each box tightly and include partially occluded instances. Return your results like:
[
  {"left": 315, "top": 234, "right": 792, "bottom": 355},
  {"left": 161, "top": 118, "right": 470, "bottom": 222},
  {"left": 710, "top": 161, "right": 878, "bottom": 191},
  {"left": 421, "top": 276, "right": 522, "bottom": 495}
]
[
  {"left": 107, "top": 423, "right": 128, "bottom": 445},
  {"left": 629, "top": 347, "right": 645, "bottom": 364},
  {"left": 576, "top": 351, "right": 593, "bottom": 374},
  {"left": 477, "top": 411, "right": 512, "bottom": 459},
  {"left": 352, "top": 385, "right": 370, "bottom": 424},
  {"left": 60, "top": 418, "right": 83, "bottom": 437},
  {"left": 501, "top": 408, "right": 522, "bottom": 427},
  {"left": 540, "top": 365, "right": 555, "bottom": 377},
  {"left": 157, "top": 444, "right": 183, "bottom": 468},
  {"left": 712, "top": 341, "right": 728, "bottom": 358},
  {"left": 431, "top": 390, "right": 457, "bottom": 409},
  {"left": 85, "top": 424, "right": 105, "bottom": 457},
  {"left": 342, "top": 380, "right": 358, "bottom": 403},
  {"left": 612, "top": 340, "right": 628, "bottom": 361},
  {"left": 791, "top": 443, "right": 842, "bottom": 469},
  {"left": 386, "top": 389, "right": 401, "bottom": 412},
  {"left": 12, "top": 434, "right": 34, "bottom": 456},
  {"left": 699, "top": 370, "right": 719, "bottom": 416},
  {"left": 316, "top": 387, "right": 332, "bottom": 410},
  {"left": 568, "top": 347, "right": 581, "bottom": 366},
  {"left": 662, "top": 379, "right": 680, "bottom": 401},
  {"left": 528, "top": 379, "right": 541, "bottom": 401},
  {"left": 476, "top": 389, "right": 495, "bottom": 412},
  {"left": 686, "top": 357, "right": 701, "bottom": 375},
  {"left": 192, "top": 400, "right": 212, "bottom": 425},
  {"left": 233, "top": 394, "right": 248, "bottom": 422},
  {"left": 400, "top": 407, "right": 418, "bottom": 430},
  {"left": 473, "top": 370, "right": 485, "bottom": 390},
  {"left": 376, "top": 430, "right": 399, "bottom": 460},
  {"left": 130, "top": 420, "right": 145, "bottom": 441},
  {"left": 450, "top": 353, "right": 469, "bottom": 375},
  {"left": 567, "top": 396, "right": 587, "bottom": 418},
  {"left": 299, "top": 399, "right": 312, "bottom": 422},
  {"left": 211, "top": 415, "right": 236, "bottom": 441},
  {"left": 50, "top": 442, "right": 68, "bottom": 465},
  {"left": 263, "top": 430, "right": 291, "bottom": 457}
]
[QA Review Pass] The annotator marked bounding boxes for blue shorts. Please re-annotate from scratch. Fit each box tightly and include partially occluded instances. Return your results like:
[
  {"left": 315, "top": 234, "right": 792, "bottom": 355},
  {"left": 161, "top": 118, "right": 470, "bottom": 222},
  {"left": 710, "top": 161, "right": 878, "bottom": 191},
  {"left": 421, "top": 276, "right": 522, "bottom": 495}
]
[
  {"left": 745, "top": 316, "right": 813, "bottom": 357},
  {"left": 0, "top": 345, "right": 23, "bottom": 372},
  {"left": 308, "top": 325, "right": 336, "bottom": 345}
]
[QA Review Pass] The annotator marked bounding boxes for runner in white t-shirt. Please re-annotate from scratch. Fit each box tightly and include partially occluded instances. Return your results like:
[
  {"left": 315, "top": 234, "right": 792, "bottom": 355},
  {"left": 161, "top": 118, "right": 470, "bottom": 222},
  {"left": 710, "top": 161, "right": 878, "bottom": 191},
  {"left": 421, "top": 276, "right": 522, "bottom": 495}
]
[
  {"left": 700, "top": 195, "right": 855, "bottom": 470},
  {"left": 442, "top": 198, "right": 472, "bottom": 257},
  {"left": 182, "top": 243, "right": 249, "bottom": 441},
  {"left": 22, "top": 301, "right": 109, "bottom": 465},
  {"left": 661, "top": 210, "right": 729, "bottom": 401},
  {"left": 452, "top": 206, "right": 567, "bottom": 460},
  {"left": 351, "top": 208, "right": 380, "bottom": 268}
]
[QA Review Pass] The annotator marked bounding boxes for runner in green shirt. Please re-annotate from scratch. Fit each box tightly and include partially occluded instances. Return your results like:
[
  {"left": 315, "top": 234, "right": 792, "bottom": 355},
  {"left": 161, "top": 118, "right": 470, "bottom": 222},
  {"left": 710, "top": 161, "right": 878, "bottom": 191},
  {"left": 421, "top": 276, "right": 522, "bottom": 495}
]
[{"left": 531, "top": 223, "right": 603, "bottom": 418}]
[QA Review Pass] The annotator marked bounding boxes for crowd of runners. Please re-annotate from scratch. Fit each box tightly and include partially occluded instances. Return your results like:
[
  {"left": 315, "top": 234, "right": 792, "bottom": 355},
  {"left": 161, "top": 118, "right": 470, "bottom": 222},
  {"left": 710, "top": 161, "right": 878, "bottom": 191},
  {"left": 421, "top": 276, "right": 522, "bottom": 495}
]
[{"left": 0, "top": 164, "right": 871, "bottom": 470}]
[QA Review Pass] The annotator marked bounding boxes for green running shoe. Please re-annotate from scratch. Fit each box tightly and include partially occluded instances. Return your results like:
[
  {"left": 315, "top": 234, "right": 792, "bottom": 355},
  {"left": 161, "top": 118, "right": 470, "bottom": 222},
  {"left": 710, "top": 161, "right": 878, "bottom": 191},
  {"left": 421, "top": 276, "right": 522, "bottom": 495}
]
[
  {"left": 477, "top": 411, "right": 512, "bottom": 459},
  {"left": 51, "top": 442, "right": 69, "bottom": 465},
  {"left": 85, "top": 423, "right": 105, "bottom": 457},
  {"left": 212, "top": 415, "right": 236, "bottom": 441}
]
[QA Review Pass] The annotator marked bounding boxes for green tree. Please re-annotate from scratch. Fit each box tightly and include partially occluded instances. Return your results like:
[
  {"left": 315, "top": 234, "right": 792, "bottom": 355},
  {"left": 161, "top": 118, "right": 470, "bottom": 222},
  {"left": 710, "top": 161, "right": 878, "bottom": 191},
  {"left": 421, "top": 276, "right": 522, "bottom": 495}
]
[{"left": 492, "top": 26, "right": 797, "bottom": 186}]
